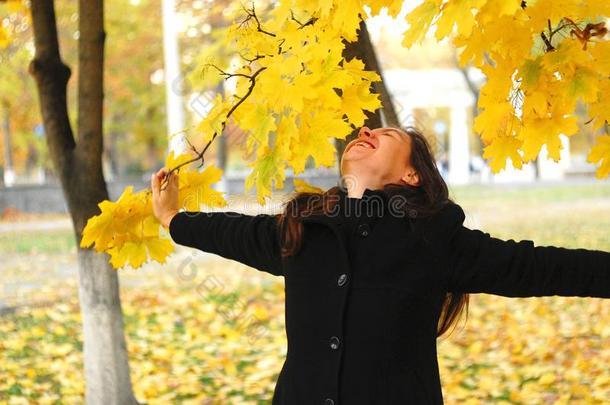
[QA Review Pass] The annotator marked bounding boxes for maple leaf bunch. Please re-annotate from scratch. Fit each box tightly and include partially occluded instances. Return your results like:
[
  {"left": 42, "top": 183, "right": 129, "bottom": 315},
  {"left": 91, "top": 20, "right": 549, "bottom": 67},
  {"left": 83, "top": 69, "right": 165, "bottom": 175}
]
[
  {"left": 80, "top": 151, "right": 227, "bottom": 269},
  {"left": 401, "top": 0, "right": 610, "bottom": 175}
]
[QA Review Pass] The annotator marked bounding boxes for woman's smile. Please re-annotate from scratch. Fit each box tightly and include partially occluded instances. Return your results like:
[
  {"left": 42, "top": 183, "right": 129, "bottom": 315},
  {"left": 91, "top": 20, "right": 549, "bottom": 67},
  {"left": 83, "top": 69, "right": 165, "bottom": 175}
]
[{"left": 345, "top": 136, "right": 379, "bottom": 155}]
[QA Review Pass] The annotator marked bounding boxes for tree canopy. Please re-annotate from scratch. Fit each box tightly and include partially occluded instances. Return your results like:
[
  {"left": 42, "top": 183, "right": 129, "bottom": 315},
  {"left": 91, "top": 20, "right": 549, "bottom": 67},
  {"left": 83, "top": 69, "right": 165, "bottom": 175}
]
[{"left": 60, "top": 0, "right": 610, "bottom": 269}]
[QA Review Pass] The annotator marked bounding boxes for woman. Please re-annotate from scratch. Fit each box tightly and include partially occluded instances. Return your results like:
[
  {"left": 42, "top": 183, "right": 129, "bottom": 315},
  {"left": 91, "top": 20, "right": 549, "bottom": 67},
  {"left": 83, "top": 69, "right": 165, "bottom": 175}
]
[{"left": 151, "top": 126, "right": 610, "bottom": 405}]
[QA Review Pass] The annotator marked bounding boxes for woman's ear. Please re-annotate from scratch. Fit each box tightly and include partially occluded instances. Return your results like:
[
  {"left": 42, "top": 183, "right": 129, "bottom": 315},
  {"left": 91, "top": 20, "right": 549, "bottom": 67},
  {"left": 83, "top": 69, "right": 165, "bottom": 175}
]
[{"left": 401, "top": 170, "right": 420, "bottom": 186}]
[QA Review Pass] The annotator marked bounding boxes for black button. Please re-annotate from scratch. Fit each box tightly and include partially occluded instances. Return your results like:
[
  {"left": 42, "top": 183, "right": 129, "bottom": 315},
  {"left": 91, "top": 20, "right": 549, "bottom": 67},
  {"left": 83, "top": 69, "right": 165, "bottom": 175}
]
[
  {"left": 337, "top": 273, "right": 347, "bottom": 286},
  {"left": 329, "top": 336, "right": 340, "bottom": 350},
  {"left": 324, "top": 399, "right": 335, "bottom": 405},
  {"left": 357, "top": 223, "right": 370, "bottom": 237}
]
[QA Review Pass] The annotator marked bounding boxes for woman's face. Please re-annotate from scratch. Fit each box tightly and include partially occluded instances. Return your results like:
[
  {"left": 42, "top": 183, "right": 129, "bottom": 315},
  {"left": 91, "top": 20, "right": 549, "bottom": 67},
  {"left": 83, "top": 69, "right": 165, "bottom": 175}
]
[{"left": 340, "top": 126, "right": 419, "bottom": 188}]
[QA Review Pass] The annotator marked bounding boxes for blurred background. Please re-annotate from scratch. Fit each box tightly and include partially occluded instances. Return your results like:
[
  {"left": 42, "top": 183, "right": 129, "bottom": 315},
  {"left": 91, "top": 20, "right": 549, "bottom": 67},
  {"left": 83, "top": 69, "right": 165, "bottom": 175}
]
[{"left": 1, "top": 0, "right": 609, "bottom": 403}]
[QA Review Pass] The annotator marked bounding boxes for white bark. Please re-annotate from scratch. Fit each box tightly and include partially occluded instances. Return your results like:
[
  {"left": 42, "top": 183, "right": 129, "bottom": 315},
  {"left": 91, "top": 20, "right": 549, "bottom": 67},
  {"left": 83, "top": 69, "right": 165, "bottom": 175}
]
[{"left": 77, "top": 248, "right": 139, "bottom": 405}]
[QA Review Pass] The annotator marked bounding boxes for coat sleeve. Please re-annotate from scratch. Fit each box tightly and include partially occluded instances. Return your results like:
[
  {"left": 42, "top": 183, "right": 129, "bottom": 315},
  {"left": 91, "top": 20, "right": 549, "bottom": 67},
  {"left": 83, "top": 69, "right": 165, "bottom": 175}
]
[
  {"left": 168, "top": 210, "right": 284, "bottom": 277},
  {"left": 439, "top": 203, "right": 610, "bottom": 298}
]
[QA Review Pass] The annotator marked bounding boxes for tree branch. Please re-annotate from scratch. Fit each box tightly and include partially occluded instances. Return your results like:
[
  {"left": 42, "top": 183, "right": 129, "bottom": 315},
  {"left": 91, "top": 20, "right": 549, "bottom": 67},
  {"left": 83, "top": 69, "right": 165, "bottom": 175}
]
[
  {"left": 159, "top": 66, "right": 267, "bottom": 191},
  {"left": 76, "top": 0, "right": 106, "bottom": 177},
  {"left": 28, "top": 0, "right": 76, "bottom": 179}
]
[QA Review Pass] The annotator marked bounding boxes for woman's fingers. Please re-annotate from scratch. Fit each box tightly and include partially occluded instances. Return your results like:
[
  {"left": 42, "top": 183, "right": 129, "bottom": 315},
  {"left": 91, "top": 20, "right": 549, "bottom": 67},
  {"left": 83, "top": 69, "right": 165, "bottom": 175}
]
[
  {"left": 151, "top": 167, "right": 180, "bottom": 194},
  {"left": 151, "top": 167, "right": 169, "bottom": 194},
  {"left": 151, "top": 172, "right": 159, "bottom": 195}
]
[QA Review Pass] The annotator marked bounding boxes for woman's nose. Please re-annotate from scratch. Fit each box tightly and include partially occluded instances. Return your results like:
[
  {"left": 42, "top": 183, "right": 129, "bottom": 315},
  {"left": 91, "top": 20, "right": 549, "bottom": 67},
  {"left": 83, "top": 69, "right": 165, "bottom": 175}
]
[{"left": 359, "top": 126, "right": 372, "bottom": 137}]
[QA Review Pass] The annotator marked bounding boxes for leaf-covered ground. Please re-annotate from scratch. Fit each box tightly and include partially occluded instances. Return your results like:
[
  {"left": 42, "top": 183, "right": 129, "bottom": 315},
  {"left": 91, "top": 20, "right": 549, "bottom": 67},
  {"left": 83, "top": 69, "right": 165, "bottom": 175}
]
[{"left": 1, "top": 182, "right": 609, "bottom": 404}]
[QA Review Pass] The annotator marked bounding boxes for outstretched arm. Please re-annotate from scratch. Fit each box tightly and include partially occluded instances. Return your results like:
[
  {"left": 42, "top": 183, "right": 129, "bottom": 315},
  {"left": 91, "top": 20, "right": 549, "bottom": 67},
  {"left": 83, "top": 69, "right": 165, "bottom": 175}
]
[
  {"left": 430, "top": 202, "right": 610, "bottom": 298},
  {"left": 168, "top": 211, "right": 284, "bottom": 277},
  {"left": 446, "top": 224, "right": 610, "bottom": 298},
  {"left": 151, "top": 166, "right": 283, "bottom": 277}
]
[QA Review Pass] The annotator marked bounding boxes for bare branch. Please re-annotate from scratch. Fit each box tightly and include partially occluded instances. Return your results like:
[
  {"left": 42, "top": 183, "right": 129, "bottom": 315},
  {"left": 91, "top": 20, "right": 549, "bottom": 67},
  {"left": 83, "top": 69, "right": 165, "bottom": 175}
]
[{"left": 160, "top": 66, "right": 268, "bottom": 189}]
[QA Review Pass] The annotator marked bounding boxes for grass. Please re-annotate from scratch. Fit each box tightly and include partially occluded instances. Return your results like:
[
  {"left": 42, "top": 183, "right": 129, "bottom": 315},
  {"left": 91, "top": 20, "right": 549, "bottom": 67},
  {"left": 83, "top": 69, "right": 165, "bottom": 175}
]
[{"left": 0, "top": 230, "right": 75, "bottom": 255}]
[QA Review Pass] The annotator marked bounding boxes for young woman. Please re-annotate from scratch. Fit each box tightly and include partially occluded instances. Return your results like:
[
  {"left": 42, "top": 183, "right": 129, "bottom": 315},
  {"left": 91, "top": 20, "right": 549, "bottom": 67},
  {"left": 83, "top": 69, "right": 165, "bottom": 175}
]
[{"left": 151, "top": 126, "right": 610, "bottom": 405}]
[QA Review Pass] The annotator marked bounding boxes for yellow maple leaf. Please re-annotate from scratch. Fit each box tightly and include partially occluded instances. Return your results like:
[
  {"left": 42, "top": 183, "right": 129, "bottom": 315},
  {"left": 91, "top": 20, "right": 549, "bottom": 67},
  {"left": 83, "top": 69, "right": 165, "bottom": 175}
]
[
  {"left": 340, "top": 81, "right": 381, "bottom": 127},
  {"left": 239, "top": 103, "right": 277, "bottom": 156},
  {"left": 482, "top": 14, "right": 533, "bottom": 63},
  {"left": 587, "top": 134, "right": 610, "bottom": 179},
  {"left": 80, "top": 200, "right": 117, "bottom": 251},
  {"left": 80, "top": 186, "right": 139, "bottom": 251},
  {"left": 522, "top": 90, "right": 549, "bottom": 118},
  {"left": 479, "top": 57, "right": 518, "bottom": 100},
  {"left": 434, "top": 0, "right": 486, "bottom": 42},
  {"left": 108, "top": 241, "right": 148, "bottom": 270},
  {"left": 524, "top": 0, "right": 579, "bottom": 32},
  {"left": 402, "top": 0, "right": 443, "bottom": 48},
  {"left": 518, "top": 107, "right": 578, "bottom": 162},
  {"left": 518, "top": 57, "right": 543, "bottom": 91},
  {"left": 330, "top": 0, "right": 362, "bottom": 42},
  {"left": 195, "top": 94, "right": 232, "bottom": 143},
  {"left": 589, "top": 40, "right": 610, "bottom": 77},
  {"left": 289, "top": 108, "right": 350, "bottom": 174},
  {"left": 245, "top": 145, "right": 286, "bottom": 205},
  {"left": 540, "top": 39, "right": 587, "bottom": 79},
  {"left": 293, "top": 178, "right": 323, "bottom": 194},
  {"left": 476, "top": 0, "right": 523, "bottom": 24},
  {"left": 178, "top": 166, "right": 228, "bottom": 211},
  {"left": 342, "top": 57, "right": 381, "bottom": 83},
  {"left": 453, "top": 25, "right": 487, "bottom": 68},
  {"left": 275, "top": 114, "right": 299, "bottom": 162},
  {"left": 473, "top": 99, "right": 516, "bottom": 144},
  {"left": 165, "top": 150, "right": 195, "bottom": 172},
  {"left": 587, "top": 80, "right": 610, "bottom": 131},
  {"left": 143, "top": 237, "right": 175, "bottom": 264},
  {"left": 0, "top": 26, "right": 9, "bottom": 49},
  {"left": 482, "top": 135, "right": 524, "bottom": 173},
  {"left": 368, "top": 0, "right": 404, "bottom": 18},
  {"left": 567, "top": 65, "right": 600, "bottom": 104}
]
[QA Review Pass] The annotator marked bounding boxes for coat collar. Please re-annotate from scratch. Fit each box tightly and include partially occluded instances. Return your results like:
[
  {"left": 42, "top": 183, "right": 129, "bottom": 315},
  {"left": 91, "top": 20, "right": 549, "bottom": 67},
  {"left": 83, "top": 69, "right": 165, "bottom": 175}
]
[{"left": 299, "top": 186, "right": 413, "bottom": 231}]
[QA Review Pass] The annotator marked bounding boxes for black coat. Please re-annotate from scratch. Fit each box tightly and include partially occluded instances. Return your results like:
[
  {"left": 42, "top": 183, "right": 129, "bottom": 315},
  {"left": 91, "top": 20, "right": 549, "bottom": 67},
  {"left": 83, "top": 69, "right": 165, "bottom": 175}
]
[{"left": 169, "top": 187, "right": 610, "bottom": 405}]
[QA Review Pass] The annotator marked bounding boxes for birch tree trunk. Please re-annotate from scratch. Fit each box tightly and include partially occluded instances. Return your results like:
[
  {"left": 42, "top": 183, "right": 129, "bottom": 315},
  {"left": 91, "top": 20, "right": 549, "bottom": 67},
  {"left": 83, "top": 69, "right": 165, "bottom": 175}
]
[{"left": 28, "top": 1, "right": 138, "bottom": 403}]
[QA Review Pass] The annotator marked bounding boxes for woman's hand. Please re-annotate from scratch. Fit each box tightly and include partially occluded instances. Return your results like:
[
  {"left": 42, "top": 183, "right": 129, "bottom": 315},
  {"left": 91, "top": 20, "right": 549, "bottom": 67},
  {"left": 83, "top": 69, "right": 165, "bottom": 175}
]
[{"left": 151, "top": 167, "right": 179, "bottom": 229}]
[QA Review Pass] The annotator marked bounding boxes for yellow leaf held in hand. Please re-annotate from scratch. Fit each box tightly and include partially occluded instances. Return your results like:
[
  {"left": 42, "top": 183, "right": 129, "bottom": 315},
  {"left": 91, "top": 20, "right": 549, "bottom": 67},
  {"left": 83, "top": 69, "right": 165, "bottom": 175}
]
[
  {"left": 143, "top": 237, "right": 175, "bottom": 264},
  {"left": 108, "top": 241, "right": 148, "bottom": 270},
  {"left": 80, "top": 199, "right": 118, "bottom": 251},
  {"left": 80, "top": 185, "right": 142, "bottom": 251},
  {"left": 178, "top": 165, "right": 228, "bottom": 211}
]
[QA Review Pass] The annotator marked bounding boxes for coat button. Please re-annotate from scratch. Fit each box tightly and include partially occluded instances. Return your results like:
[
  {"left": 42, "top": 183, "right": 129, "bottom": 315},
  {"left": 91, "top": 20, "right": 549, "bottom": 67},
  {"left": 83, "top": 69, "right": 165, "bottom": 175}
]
[
  {"left": 329, "top": 336, "right": 340, "bottom": 350},
  {"left": 324, "top": 398, "right": 335, "bottom": 405},
  {"left": 337, "top": 273, "right": 347, "bottom": 286},
  {"left": 357, "top": 223, "right": 370, "bottom": 237}
]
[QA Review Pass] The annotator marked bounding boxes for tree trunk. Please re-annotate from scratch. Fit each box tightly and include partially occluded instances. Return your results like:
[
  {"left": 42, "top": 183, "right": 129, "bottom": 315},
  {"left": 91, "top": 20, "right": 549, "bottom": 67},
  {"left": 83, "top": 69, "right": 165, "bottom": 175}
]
[
  {"left": 77, "top": 249, "right": 137, "bottom": 404},
  {"left": 2, "top": 103, "right": 14, "bottom": 186},
  {"left": 28, "top": 1, "right": 138, "bottom": 403},
  {"left": 336, "top": 17, "right": 400, "bottom": 175}
]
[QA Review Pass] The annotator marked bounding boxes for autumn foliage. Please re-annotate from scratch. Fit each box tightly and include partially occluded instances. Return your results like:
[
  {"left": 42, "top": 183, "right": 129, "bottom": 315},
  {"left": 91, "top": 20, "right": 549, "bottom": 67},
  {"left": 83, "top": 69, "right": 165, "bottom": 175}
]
[{"left": 75, "top": 0, "right": 610, "bottom": 270}]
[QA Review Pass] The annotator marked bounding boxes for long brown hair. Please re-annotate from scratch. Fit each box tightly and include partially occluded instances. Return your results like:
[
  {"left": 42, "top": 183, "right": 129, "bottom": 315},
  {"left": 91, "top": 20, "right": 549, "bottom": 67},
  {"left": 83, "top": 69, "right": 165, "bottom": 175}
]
[{"left": 275, "top": 125, "right": 469, "bottom": 339}]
